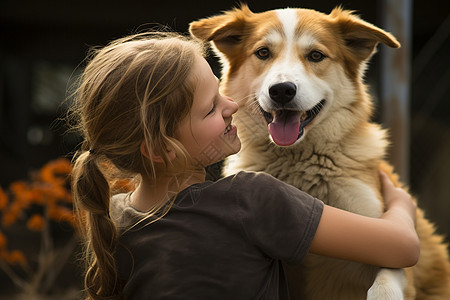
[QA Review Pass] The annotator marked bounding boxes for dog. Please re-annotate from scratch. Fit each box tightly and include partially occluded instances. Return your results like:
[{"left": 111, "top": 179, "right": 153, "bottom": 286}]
[{"left": 190, "top": 4, "right": 450, "bottom": 300}]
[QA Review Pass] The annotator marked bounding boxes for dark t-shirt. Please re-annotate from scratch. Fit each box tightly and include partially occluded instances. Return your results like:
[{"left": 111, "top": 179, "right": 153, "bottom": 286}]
[{"left": 111, "top": 171, "right": 323, "bottom": 300}]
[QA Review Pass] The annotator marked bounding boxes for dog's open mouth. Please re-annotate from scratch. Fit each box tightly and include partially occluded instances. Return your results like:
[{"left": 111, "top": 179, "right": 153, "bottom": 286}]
[{"left": 260, "top": 99, "right": 326, "bottom": 146}]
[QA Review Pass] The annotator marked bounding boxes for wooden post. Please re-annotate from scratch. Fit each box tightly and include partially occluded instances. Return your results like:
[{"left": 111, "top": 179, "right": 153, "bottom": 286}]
[{"left": 379, "top": 0, "right": 412, "bottom": 183}]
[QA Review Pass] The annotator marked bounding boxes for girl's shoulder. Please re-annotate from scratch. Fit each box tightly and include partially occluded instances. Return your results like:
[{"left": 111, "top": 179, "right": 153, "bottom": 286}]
[
  {"left": 221, "top": 170, "right": 278, "bottom": 184},
  {"left": 196, "top": 170, "right": 299, "bottom": 204},
  {"left": 220, "top": 170, "right": 288, "bottom": 191},
  {"left": 110, "top": 193, "right": 131, "bottom": 221},
  {"left": 110, "top": 192, "right": 147, "bottom": 227}
]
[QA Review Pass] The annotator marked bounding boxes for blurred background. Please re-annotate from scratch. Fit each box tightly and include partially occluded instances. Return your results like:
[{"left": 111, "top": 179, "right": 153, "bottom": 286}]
[{"left": 1, "top": 0, "right": 449, "bottom": 298}]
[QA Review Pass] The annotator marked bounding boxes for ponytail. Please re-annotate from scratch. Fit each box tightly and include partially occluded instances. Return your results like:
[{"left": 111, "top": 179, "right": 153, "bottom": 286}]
[
  {"left": 72, "top": 150, "right": 122, "bottom": 299},
  {"left": 68, "top": 32, "right": 206, "bottom": 299}
]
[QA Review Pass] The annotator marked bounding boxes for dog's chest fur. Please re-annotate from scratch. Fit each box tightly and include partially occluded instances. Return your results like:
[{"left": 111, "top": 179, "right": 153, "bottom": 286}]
[{"left": 224, "top": 116, "right": 385, "bottom": 218}]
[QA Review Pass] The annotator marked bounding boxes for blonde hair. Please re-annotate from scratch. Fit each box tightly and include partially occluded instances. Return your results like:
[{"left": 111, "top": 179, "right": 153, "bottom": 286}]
[{"left": 70, "top": 31, "right": 205, "bottom": 299}]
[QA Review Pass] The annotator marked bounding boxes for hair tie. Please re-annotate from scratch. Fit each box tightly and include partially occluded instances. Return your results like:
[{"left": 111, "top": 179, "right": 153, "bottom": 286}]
[{"left": 89, "top": 149, "right": 96, "bottom": 155}]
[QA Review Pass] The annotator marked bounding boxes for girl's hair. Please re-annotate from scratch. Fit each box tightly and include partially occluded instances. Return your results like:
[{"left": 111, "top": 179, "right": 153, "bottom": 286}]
[{"left": 70, "top": 31, "right": 205, "bottom": 299}]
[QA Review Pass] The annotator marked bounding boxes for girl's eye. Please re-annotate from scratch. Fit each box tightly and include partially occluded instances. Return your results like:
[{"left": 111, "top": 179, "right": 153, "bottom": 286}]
[
  {"left": 207, "top": 104, "right": 216, "bottom": 116},
  {"left": 307, "top": 50, "right": 326, "bottom": 62},
  {"left": 255, "top": 47, "right": 271, "bottom": 60}
]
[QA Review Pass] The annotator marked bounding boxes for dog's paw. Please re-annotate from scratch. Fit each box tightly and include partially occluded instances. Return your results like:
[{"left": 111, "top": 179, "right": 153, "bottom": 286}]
[{"left": 367, "top": 268, "right": 406, "bottom": 300}]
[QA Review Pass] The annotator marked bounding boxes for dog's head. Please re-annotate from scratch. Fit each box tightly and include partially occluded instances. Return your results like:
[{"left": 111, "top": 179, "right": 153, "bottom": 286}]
[{"left": 190, "top": 5, "right": 399, "bottom": 147}]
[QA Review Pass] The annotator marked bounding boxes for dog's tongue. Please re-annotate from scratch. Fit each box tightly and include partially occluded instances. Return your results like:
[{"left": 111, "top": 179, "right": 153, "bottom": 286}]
[{"left": 268, "top": 110, "right": 300, "bottom": 146}]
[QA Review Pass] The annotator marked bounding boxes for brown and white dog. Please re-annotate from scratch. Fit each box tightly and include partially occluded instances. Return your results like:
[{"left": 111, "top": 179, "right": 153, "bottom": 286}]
[{"left": 190, "top": 4, "right": 450, "bottom": 300}]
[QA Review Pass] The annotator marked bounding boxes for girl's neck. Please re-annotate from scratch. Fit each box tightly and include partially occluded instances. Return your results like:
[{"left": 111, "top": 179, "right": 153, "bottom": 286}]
[{"left": 130, "top": 168, "right": 206, "bottom": 212}]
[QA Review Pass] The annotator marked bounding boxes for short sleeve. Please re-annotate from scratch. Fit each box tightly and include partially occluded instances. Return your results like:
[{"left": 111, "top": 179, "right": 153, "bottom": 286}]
[{"left": 232, "top": 172, "right": 324, "bottom": 265}]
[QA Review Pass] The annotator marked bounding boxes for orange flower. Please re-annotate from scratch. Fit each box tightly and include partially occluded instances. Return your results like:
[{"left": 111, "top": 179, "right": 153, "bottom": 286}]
[
  {"left": 0, "top": 231, "right": 7, "bottom": 249},
  {"left": 27, "top": 214, "right": 45, "bottom": 231},
  {"left": 2, "top": 202, "right": 23, "bottom": 227},
  {"left": 10, "top": 181, "right": 33, "bottom": 209},
  {"left": 28, "top": 186, "right": 45, "bottom": 205},
  {"left": 50, "top": 158, "right": 72, "bottom": 174},
  {"left": 0, "top": 187, "right": 8, "bottom": 211},
  {"left": 48, "top": 185, "right": 69, "bottom": 200},
  {"left": 5, "top": 250, "right": 27, "bottom": 266},
  {"left": 1, "top": 157, "right": 75, "bottom": 231},
  {"left": 2, "top": 213, "right": 16, "bottom": 227},
  {"left": 40, "top": 158, "right": 72, "bottom": 185}
]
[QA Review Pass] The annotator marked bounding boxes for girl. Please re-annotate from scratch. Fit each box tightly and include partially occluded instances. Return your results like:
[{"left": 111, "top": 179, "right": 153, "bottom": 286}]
[{"left": 70, "top": 32, "right": 418, "bottom": 299}]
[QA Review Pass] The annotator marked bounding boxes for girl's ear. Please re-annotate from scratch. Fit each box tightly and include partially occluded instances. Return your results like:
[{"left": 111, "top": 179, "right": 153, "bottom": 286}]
[{"left": 140, "top": 141, "right": 176, "bottom": 163}]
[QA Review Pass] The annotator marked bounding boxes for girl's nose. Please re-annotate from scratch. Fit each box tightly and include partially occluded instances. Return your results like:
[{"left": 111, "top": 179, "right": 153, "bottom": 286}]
[{"left": 223, "top": 96, "right": 238, "bottom": 116}]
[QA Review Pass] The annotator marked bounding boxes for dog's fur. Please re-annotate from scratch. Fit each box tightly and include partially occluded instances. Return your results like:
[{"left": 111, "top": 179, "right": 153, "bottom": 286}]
[{"left": 190, "top": 5, "right": 450, "bottom": 299}]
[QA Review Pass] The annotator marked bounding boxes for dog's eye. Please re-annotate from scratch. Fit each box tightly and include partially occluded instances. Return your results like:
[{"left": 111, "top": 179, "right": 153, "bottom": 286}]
[
  {"left": 307, "top": 50, "right": 326, "bottom": 62},
  {"left": 255, "top": 47, "right": 271, "bottom": 60}
]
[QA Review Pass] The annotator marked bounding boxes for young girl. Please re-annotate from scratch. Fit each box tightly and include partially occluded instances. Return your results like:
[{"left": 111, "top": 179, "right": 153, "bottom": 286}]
[{"left": 71, "top": 32, "right": 419, "bottom": 299}]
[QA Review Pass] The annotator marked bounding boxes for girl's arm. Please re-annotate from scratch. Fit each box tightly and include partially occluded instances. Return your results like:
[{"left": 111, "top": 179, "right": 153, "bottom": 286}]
[{"left": 309, "top": 171, "right": 419, "bottom": 268}]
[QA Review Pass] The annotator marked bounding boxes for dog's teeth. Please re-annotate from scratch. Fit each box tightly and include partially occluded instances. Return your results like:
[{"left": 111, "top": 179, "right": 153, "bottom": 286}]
[{"left": 299, "top": 111, "right": 308, "bottom": 121}]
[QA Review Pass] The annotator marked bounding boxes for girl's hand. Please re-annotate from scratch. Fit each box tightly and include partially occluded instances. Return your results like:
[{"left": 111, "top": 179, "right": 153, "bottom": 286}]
[{"left": 379, "top": 170, "right": 417, "bottom": 227}]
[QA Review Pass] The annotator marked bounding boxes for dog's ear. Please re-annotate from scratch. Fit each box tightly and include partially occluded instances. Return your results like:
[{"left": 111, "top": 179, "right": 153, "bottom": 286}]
[
  {"left": 330, "top": 7, "right": 400, "bottom": 62},
  {"left": 189, "top": 5, "right": 253, "bottom": 56}
]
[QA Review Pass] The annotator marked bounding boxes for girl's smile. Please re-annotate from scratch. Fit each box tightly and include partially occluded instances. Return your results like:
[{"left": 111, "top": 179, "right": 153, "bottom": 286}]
[{"left": 175, "top": 55, "right": 241, "bottom": 168}]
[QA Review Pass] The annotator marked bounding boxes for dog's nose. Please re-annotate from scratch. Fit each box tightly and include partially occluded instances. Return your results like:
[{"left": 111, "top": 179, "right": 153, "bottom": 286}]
[{"left": 269, "top": 82, "right": 297, "bottom": 104}]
